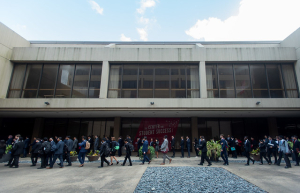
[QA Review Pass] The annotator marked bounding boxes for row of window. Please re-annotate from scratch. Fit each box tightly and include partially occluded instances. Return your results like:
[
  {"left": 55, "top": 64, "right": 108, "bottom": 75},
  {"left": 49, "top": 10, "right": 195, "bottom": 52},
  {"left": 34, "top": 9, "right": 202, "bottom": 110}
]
[
  {"left": 206, "top": 63, "right": 299, "bottom": 98},
  {"left": 108, "top": 64, "right": 200, "bottom": 98},
  {"left": 8, "top": 64, "right": 102, "bottom": 98},
  {"left": 7, "top": 62, "right": 299, "bottom": 98}
]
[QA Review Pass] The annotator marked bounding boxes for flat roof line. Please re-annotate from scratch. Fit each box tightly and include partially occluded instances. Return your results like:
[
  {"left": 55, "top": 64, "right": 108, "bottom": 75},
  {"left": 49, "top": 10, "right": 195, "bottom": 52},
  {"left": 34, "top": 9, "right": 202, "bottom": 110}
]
[{"left": 29, "top": 41, "right": 282, "bottom": 45}]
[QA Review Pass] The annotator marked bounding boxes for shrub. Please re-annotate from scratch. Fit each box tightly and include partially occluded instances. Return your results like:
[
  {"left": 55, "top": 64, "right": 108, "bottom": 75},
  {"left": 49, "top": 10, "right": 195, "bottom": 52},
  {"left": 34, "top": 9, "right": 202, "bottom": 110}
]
[{"left": 139, "top": 146, "right": 155, "bottom": 160}]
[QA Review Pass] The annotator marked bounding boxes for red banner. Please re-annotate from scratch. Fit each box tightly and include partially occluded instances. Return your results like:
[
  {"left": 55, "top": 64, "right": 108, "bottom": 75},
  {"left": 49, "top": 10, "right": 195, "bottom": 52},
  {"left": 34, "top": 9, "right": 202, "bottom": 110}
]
[{"left": 134, "top": 118, "right": 180, "bottom": 150}]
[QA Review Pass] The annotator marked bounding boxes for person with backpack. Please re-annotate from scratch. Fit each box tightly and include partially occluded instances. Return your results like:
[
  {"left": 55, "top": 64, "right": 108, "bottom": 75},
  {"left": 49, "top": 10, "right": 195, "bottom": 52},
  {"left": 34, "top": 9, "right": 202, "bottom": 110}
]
[
  {"left": 122, "top": 139, "right": 132, "bottom": 166},
  {"left": 109, "top": 137, "right": 119, "bottom": 165},
  {"left": 38, "top": 137, "right": 50, "bottom": 169},
  {"left": 99, "top": 138, "right": 110, "bottom": 168},
  {"left": 277, "top": 135, "right": 291, "bottom": 169},
  {"left": 244, "top": 136, "right": 255, "bottom": 166},
  {"left": 78, "top": 136, "right": 88, "bottom": 167},
  {"left": 220, "top": 134, "right": 229, "bottom": 166}
]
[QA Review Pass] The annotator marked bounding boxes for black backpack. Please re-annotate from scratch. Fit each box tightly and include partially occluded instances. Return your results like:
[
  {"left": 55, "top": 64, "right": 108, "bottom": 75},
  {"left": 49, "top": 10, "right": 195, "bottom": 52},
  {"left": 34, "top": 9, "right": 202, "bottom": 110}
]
[
  {"left": 105, "top": 143, "right": 111, "bottom": 157},
  {"left": 44, "top": 142, "right": 51, "bottom": 154},
  {"left": 129, "top": 144, "right": 134, "bottom": 152}
]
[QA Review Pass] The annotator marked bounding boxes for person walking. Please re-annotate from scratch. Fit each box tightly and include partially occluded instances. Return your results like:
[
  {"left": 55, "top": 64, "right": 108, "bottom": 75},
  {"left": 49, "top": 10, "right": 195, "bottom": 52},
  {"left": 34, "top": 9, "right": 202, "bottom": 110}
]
[
  {"left": 94, "top": 135, "right": 99, "bottom": 153},
  {"left": 99, "top": 138, "right": 110, "bottom": 168},
  {"left": 30, "top": 138, "right": 41, "bottom": 167},
  {"left": 78, "top": 136, "right": 88, "bottom": 167},
  {"left": 118, "top": 136, "right": 124, "bottom": 157},
  {"left": 155, "top": 138, "right": 159, "bottom": 158},
  {"left": 38, "top": 137, "right": 51, "bottom": 169},
  {"left": 180, "top": 136, "right": 184, "bottom": 158},
  {"left": 137, "top": 138, "right": 142, "bottom": 157},
  {"left": 140, "top": 137, "right": 151, "bottom": 165},
  {"left": 220, "top": 134, "right": 229, "bottom": 165},
  {"left": 267, "top": 136, "right": 277, "bottom": 165},
  {"left": 6, "top": 135, "right": 13, "bottom": 146},
  {"left": 10, "top": 137, "right": 25, "bottom": 168},
  {"left": 259, "top": 139, "right": 269, "bottom": 165},
  {"left": 47, "top": 137, "right": 56, "bottom": 166},
  {"left": 194, "top": 138, "right": 199, "bottom": 158},
  {"left": 277, "top": 135, "right": 291, "bottom": 169},
  {"left": 122, "top": 139, "right": 132, "bottom": 166},
  {"left": 22, "top": 136, "right": 30, "bottom": 158},
  {"left": 160, "top": 135, "right": 172, "bottom": 165},
  {"left": 47, "top": 137, "right": 64, "bottom": 169},
  {"left": 230, "top": 136, "right": 237, "bottom": 158},
  {"left": 73, "top": 137, "right": 78, "bottom": 152},
  {"left": 197, "top": 136, "right": 212, "bottom": 166},
  {"left": 65, "top": 136, "right": 73, "bottom": 166},
  {"left": 109, "top": 137, "right": 119, "bottom": 165},
  {"left": 244, "top": 136, "right": 255, "bottom": 166},
  {"left": 292, "top": 135, "right": 300, "bottom": 166},
  {"left": 186, "top": 136, "right": 191, "bottom": 158},
  {"left": 171, "top": 136, "right": 175, "bottom": 158}
]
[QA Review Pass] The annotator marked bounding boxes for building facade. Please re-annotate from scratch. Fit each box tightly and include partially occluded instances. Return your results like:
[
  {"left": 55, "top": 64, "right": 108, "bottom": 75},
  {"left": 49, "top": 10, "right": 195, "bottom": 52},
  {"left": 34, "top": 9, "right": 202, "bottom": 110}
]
[{"left": 0, "top": 22, "right": 300, "bottom": 150}]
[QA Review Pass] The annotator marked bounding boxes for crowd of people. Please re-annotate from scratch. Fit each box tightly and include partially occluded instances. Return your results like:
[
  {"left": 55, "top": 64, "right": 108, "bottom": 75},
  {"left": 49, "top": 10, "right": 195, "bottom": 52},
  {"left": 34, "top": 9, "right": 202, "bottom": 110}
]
[{"left": 1, "top": 133, "right": 299, "bottom": 169}]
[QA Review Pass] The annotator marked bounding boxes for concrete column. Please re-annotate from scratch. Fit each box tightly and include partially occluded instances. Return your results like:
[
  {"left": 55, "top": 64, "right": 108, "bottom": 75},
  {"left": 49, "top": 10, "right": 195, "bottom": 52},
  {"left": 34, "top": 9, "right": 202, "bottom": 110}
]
[
  {"left": 191, "top": 117, "right": 198, "bottom": 153},
  {"left": 268, "top": 118, "right": 278, "bottom": 137},
  {"left": 199, "top": 61, "right": 207, "bottom": 98},
  {"left": 31, "top": 118, "right": 44, "bottom": 141},
  {"left": 113, "top": 117, "right": 121, "bottom": 138},
  {"left": 99, "top": 60, "right": 109, "bottom": 99}
]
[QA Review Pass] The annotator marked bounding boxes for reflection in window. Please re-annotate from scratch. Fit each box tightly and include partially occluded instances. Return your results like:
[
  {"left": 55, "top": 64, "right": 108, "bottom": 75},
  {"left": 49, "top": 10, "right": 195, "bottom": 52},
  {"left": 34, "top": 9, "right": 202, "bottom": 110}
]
[
  {"left": 38, "top": 64, "right": 58, "bottom": 98},
  {"left": 22, "top": 64, "right": 42, "bottom": 98},
  {"left": 73, "top": 65, "right": 90, "bottom": 98},
  {"left": 219, "top": 65, "right": 235, "bottom": 98},
  {"left": 154, "top": 67, "right": 170, "bottom": 98},
  {"left": 108, "top": 65, "right": 122, "bottom": 98},
  {"left": 250, "top": 64, "right": 269, "bottom": 98},
  {"left": 282, "top": 64, "right": 298, "bottom": 98},
  {"left": 138, "top": 66, "right": 153, "bottom": 98},
  {"left": 89, "top": 65, "right": 102, "bottom": 98},
  {"left": 266, "top": 64, "right": 285, "bottom": 98},
  {"left": 55, "top": 65, "right": 75, "bottom": 98},
  {"left": 8, "top": 65, "right": 26, "bottom": 98},
  {"left": 234, "top": 65, "right": 251, "bottom": 98},
  {"left": 206, "top": 64, "right": 218, "bottom": 98},
  {"left": 122, "top": 65, "right": 138, "bottom": 98}
]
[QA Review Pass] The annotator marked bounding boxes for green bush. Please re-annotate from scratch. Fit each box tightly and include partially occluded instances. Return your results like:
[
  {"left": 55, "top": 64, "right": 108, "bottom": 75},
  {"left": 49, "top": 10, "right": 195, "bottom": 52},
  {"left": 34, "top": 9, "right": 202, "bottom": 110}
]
[
  {"left": 5, "top": 145, "right": 12, "bottom": 154},
  {"left": 139, "top": 146, "right": 155, "bottom": 161}
]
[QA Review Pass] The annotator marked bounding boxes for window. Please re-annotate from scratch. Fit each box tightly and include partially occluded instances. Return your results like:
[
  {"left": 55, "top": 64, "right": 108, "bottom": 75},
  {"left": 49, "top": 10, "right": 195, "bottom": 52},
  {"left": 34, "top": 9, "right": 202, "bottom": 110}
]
[
  {"left": 8, "top": 63, "right": 102, "bottom": 98},
  {"left": 108, "top": 63, "right": 200, "bottom": 98},
  {"left": 206, "top": 63, "right": 298, "bottom": 98}
]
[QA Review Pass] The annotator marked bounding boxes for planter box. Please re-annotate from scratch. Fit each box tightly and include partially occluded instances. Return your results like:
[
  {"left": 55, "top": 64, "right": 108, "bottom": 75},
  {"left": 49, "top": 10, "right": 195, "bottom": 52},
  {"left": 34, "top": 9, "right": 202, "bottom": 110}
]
[
  {"left": 0, "top": 153, "right": 11, "bottom": 163},
  {"left": 70, "top": 156, "right": 77, "bottom": 162},
  {"left": 252, "top": 154, "right": 260, "bottom": 161},
  {"left": 87, "top": 155, "right": 99, "bottom": 162}
]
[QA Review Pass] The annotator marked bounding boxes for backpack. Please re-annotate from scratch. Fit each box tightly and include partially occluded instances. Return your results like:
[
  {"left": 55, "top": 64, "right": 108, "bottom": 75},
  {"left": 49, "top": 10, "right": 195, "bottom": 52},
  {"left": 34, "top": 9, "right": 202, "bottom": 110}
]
[
  {"left": 85, "top": 141, "right": 90, "bottom": 150},
  {"left": 44, "top": 142, "right": 51, "bottom": 154},
  {"left": 114, "top": 142, "right": 120, "bottom": 150},
  {"left": 105, "top": 143, "right": 111, "bottom": 156},
  {"left": 129, "top": 144, "right": 134, "bottom": 151}
]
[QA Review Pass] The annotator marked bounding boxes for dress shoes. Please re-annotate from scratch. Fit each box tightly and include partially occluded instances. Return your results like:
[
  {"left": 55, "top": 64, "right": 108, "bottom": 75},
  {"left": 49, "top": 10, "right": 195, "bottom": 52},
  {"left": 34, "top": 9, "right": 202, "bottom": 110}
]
[
  {"left": 37, "top": 167, "right": 45, "bottom": 169},
  {"left": 207, "top": 163, "right": 212, "bottom": 166}
]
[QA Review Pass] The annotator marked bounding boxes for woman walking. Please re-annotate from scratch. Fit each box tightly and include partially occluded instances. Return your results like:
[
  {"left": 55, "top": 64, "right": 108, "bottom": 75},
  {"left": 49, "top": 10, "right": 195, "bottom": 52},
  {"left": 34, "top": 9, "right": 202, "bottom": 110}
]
[
  {"left": 155, "top": 138, "right": 159, "bottom": 158},
  {"left": 109, "top": 137, "right": 119, "bottom": 165},
  {"left": 160, "top": 135, "right": 172, "bottom": 165}
]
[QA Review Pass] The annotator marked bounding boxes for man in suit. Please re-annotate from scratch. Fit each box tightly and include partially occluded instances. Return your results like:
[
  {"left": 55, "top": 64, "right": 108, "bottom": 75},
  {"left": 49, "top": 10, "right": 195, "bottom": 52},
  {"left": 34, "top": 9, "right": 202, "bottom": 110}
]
[
  {"left": 137, "top": 138, "right": 142, "bottom": 157},
  {"left": 180, "top": 136, "right": 184, "bottom": 158},
  {"left": 139, "top": 137, "right": 151, "bottom": 165},
  {"left": 6, "top": 135, "right": 13, "bottom": 146},
  {"left": 47, "top": 137, "right": 56, "bottom": 166},
  {"left": 5, "top": 135, "right": 21, "bottom": 167},
  {"left": 197, "top": 136, "right": 212, "bottom": 166},
  {"left": 65, "top": 136, "right": 73, "bottom": 166},
  {"left": 47, "top": 137, "right": 64, "bottom": 169},
  {"left": 30, "top": 138, "right": 41, "bottom": 167},
  {"left": 10, "top": 137, "right": 25, "bottom": 168},
  {"left": 94, "top": 135, "right": 99, "bottom": 153},
  {"left": 38, "top": 137, "right": 50, "bottom": 169},
  {"left": 267, "top": 136, "right": 277, "bottom": 165},
  {"left": 277, "top": 135, "right": 291, "bottom": 168},
  {"left": 118, "top": 136, "right": 124, "bottom": 157},
  {"left": 126, "top": 135, "right": 132, "bottom": 144},
  {"left": 251, "top": 137, "right": 258, "bottom": 150},
  {"left": 98, "top": 138, "right": 110, "bottom": 168},
  {"left": 22, "top": 136, "right": 30, "bottom": 158},
  {"left": 244, "top": 136, "right": 255, "bottom": 166},
  {"left": 122, "top": 139, "right": 132, "bottom": 166},
  {"left": 171, "top": 136, "right": 175, "bottom": 158},
  {"left": 292, "top": 135, "right": 300, "bottom": 166},
  {"left": 186, "top": 136, "right": 191, "bottom": 158},
  {"left": 73, "top": 137, "right": 78, "bottom": 152},
  {"left": 220, "top": 134, "right": 229, "bottom": 165}
]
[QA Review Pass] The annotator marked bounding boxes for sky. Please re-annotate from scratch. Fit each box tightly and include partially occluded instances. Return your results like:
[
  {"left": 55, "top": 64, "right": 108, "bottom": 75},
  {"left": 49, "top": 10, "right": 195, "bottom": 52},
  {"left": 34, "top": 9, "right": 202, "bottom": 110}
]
[{"left": 0, "top": 0, "right": 300, "bottom": 41}]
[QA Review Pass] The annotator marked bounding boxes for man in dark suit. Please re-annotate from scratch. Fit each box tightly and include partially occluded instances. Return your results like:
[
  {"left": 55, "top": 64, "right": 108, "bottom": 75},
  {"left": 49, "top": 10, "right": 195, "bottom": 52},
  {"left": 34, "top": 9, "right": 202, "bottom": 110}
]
[
  {"left": 292, "top": 135, "right": 300, "bottom": 166},
  {"left": 122, "top": 139, "right": 132, "bottom": 166},
  {"left": 197, "top": 136, "right": 212, "bottom": 166},
  {"left": 47, "top": 137, "right": 56, "bottom": 166},
  {"left": 6, "top": 135, "right": 13, "bottom": 146},
  {"left": 220, "top": 134, "right": 229, "bottom": 165},
  {"left": 267, "top": 136, "right": 277, "bottom": 165},
  {"left": 137, "top": 138, "right": 143, "bottom": 157},
  {"left": 118, "top": 136, "right": 124, "bottom": 157},
  {"left": 22, "top": 136, "right": 30, "bottom": 158},
  {"left": 251, "top": 137, "right": 258, "bottom": 150},
  {"left": 38, "top": 137, "right": 50, "bottom": 169},
  {"left": 244, "top": 136, "right": 255, "bottom": 166},
  {"left": 10, "top": 137, "right": 25, "bottom": 168},
  {"left": 31, "top": 138, "right": 41, "bottom": 167},
  {"left": 99, "top": 138, "right": 110, "bottom": 168},
  {"left": 47, "top": 137, "right": 64, "bottom": 169},
  {"left": 65, "top": 136, "right": 73, "bottom": 166},
  {"left": 94, "top": 135, "right": 100, "bottom": 153},
  {"left": 72, "top": 137, "right": 78, "bottom": 152},
  {"left": 139, "top": 137, "right": 151, "bottom": 165},
  {"left": 171, "top": 136, "right": 175, "bottom": 158},
  {"left": 186, "top": 136, "right": 191, "bottom": 158},
  {"left": 180, "top": 136, "right": 184, "bottom": 158}
]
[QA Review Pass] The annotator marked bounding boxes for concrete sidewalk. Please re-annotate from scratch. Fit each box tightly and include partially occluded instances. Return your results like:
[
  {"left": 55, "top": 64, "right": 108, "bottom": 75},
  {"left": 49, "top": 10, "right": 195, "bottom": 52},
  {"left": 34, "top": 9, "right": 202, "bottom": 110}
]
[{"left": 0, "top": 155, "right": 299, "bottom": 193}]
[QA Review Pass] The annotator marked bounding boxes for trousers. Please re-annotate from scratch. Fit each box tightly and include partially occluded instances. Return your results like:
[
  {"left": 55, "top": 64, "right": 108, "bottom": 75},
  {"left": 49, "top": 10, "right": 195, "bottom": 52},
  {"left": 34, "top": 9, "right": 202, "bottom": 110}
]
[
  {"left": 200, "top": 151, "right": 211, "bottom": 164},
  {"left": 221, "top": 150, "right": 228, "bottom": 164},
  {"left": 162, "top": 153, "right": 171, "bottom": 163},
  {"left": 50, "top": 154, "right": 63, "bottom": 168},
  {"left": 260, "top": 152, "right": 269, "bottom": 164},
  {"left": 123, "top": 153, "right": 132, "bottom": 165},
  {"left": 101, "top": 154, "right": 109, "bottom": 167}
]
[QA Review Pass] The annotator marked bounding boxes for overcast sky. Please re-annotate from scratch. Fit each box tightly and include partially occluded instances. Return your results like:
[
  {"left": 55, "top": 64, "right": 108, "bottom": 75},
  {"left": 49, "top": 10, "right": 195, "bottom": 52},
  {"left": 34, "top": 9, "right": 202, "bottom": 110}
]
[{"left": 1, "top": 0, "right": 299, "bottom": 41}]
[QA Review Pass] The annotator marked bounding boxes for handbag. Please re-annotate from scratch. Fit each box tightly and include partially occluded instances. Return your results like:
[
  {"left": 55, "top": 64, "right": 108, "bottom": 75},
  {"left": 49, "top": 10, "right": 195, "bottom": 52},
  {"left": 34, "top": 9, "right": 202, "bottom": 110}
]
[
  {"left": 147, "top": 149, "right": 150, "bottom": 154},
  {"left": 162, "top": 147, "right": 169, "bottom": 154},
  {"left": 231, "top": 147, "right": 236, "bottom": 151}
]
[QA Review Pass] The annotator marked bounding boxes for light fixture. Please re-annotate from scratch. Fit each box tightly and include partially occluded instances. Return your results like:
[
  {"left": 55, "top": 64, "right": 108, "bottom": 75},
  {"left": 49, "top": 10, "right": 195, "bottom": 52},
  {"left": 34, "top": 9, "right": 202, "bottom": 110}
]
[
  {"left": 150, "top": 102, "right": 154, "bottom": 105},
  {"left": 45, "top": 102, "right": 50, "bottom": 105},
  {"left": 256, "top": 101, "right": 261, "bottom": 105}
]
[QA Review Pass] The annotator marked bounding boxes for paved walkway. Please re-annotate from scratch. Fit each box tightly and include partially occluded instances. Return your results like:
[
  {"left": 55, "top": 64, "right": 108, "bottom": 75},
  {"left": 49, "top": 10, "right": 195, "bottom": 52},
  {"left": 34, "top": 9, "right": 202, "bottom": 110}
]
[{"left": 0, "top": 154, "right": 299, "bottom": 193}]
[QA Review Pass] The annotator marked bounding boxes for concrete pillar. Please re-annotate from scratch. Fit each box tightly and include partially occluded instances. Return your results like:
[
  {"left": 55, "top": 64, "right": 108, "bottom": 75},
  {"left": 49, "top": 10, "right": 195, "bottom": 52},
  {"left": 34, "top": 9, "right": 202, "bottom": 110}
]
[
  {"left": 113, "top": 117, "right": 121, "bottom": 138},
  {"left": 268, "top": 118, "right": 278, "bottom": 137},
  {"left": 31, "top": 118, "right": 44, "bottom": 141},
  {"left": 191, "top": 117, "right": 198, "bottom": 153},
  {"left": 199, "top": 61, "right": 207, "bottom": 98},
  {"left": 99, "top": 60, "right": 109, "bottom": 98}
]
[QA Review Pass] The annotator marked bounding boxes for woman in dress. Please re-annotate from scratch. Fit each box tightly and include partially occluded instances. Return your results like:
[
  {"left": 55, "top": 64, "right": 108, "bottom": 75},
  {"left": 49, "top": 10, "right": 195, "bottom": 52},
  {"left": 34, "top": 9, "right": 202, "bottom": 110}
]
[{"left": 109, "top": 137, "right": 119, "bottom": 165}]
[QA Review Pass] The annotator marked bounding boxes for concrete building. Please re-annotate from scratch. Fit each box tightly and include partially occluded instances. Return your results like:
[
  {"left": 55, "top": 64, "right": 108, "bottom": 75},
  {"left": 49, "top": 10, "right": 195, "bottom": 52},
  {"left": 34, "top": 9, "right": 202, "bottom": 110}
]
[{"left": 0, "top": 22, "right": 299, "bottom": 150}]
